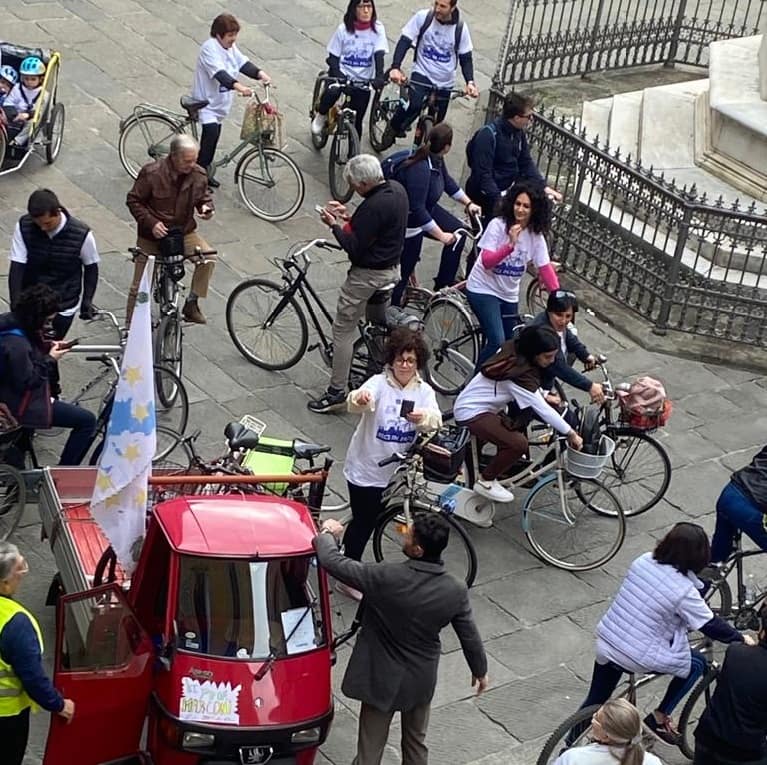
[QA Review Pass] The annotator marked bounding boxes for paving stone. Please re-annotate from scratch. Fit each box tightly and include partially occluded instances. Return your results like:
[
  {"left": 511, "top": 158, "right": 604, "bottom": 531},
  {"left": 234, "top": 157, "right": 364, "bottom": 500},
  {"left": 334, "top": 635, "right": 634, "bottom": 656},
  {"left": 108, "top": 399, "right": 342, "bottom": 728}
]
[
  {"left": 661, "top": 460, "right": 733, "bottom": 519},
  {"left": 440, "top": 592, "right": 523, "bottom": 654}
]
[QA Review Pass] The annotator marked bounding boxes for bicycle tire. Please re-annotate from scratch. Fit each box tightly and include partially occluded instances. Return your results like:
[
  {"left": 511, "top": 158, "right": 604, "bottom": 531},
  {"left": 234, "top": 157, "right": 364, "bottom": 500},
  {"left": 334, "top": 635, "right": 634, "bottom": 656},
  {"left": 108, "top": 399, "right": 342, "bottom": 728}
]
[
  {"left": 226, "top": 278, "right": 309, "bottom": 370},
  {"left": 118, "top": 113, "right": 183, "bottom": 179},
  {"left": 524, "top": 475, "right": 626, "bottom": 571},
  {"left": 0, "top": 129, "right": 6, "bottom": 168},
  {"left": 536, "top": 704, "right": 600, "bottom": 765},
  {"left": 599, "top": 427, "right": 671, "bottom": 516},
  {"left": 678, "top": 668, "right": 719, "bottom": 759},
  {"left": 421, "top": 297, "right": 479, "bottom": 395},
  {"left": 348, "top": 336, "right": 384, "bottom": 391},
  {"left": 525, "top": 276, "right": 547, "bottom": 315},
  {"left": 235, "top": 146, "right": 305, "bottom": 222},
  {"left": 401, "top": 285, "right": 434, "bottom": 313},
  {"left": 368, "top": 88, "right": 393, "bottom": 153},
  {"left": 154, "top": 314, "right": 183, "bottom": 407},
  {"left": 0, "top": 465, "right": 26, "bottom": 542},
  {"left": 372, "top": 504, "right": 478, "bottom": 587},
  {"left": 45, "top": 102, "right": 65, "bottom": 164},
  {"left": 310, "top": 73, "right": 329, "bottom": 150},
  {"left": 328, "top": 124, "right": 360, "bottom": 204}
]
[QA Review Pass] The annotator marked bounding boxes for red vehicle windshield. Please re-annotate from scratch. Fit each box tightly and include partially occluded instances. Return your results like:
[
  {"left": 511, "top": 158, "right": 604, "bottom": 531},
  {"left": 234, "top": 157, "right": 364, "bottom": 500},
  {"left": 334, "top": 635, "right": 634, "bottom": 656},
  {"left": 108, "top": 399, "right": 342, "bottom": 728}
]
[{"left": 176, "top": 555, "right": 326, "bottom": 660}]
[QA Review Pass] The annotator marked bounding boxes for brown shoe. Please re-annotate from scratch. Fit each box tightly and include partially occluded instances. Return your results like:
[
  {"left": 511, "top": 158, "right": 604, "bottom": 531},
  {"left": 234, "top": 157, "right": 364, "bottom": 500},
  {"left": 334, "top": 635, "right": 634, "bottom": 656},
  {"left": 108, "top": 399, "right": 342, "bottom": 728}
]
[{"left": 182, "top": 302, "right": 207, "bottom": 324}]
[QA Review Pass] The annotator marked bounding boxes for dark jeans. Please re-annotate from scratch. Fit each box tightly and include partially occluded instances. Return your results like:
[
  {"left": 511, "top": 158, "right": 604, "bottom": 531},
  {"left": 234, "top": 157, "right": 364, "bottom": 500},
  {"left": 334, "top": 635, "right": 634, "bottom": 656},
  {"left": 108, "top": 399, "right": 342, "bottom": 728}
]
[
  {"left": 53, "top": 400, "right": 97, "bottom": 465},
  {"left": 198, "top": 122, "right": 222, "bottom": 171},
  {"left": 0, "top": 707, "right": 30, "bottom": 765},
  {"left": 392, "top": 205, "right": 466, "bottom": 306},
  {"left": 465, "top": 289, "right": 520, "bottom": 366},
  {"left": 343, "top": 482, "right": 386, "bottom": 561},
  {"left": 319, "top": 84, "right": 371, "bottom": 138},
  {"left": 695, "top": 739, "right": 767, "bottom": 765},
  {"left": 711, "top": 481, "right": 767, "bottom": 563},
  {"left": 390, "top": 73, "right": 450, "bottom": 133}
]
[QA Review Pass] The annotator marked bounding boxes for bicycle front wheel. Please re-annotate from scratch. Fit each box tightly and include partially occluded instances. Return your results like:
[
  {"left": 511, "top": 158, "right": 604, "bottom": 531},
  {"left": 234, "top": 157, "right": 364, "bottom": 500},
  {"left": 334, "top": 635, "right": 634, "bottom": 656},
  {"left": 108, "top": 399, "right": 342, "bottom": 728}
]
[
  {"left": 154, "top": 314, "right": 183, "bottom": 406},
  {"left": 525, "top": 276, "right": 548, "bottom": 315},
  {"left": 118, "top": 114, "right": 183, "bottom": 179},
  {"left": 153, "top": 365, "right": 189, "bottom": 438},
  {"left": 600, "top": 427, "right": 671, "bottom": 516},
  {"left": 329, "top": 126, "right": 360, "bottom": 203},
  {"left": 536, "top": 705, "right": 599, "bottom": 765},
  {"left": 0, "top": 465, "right": 26, "bottom": 541},
  {"left": 226, "top": 279, "right": 309, "bottom": 370},
  {"left": 422, "top": 297, "right": 478, "bottom": 395},
  {"left": 235, "top": 147, "right": 305, "bottom": 222},
  {"left": 524, "top": 475, "right": 626, "bottom": 571},
  {"left": 368, "top": 88, "right": 394, "bottom": 153},
  {"left": 372, "top": 504, "right": 478, "bottom": 587},
  {"left": 678, "top": 669, "right": 719, "bottom": 759}
]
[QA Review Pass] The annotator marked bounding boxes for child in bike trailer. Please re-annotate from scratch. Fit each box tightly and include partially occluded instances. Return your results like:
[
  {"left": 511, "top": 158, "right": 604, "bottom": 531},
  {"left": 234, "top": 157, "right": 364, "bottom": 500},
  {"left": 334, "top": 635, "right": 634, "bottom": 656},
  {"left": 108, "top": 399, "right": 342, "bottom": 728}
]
[
  {"left": 0, "top": 65, "right": 18, "bottom": 107},
  {"left": 3, "top": 57, "right": 48, "bottom": 148},
  {"left": 571, "top": 523, "right": 754, "bottom": 747}
]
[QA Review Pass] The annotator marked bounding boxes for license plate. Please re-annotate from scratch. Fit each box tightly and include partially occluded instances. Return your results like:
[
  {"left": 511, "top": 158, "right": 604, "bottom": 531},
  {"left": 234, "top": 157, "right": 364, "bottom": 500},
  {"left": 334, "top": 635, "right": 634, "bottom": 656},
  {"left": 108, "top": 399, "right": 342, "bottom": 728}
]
[{"left": 239, "top": 745, "right": 273, "bottom": 765}]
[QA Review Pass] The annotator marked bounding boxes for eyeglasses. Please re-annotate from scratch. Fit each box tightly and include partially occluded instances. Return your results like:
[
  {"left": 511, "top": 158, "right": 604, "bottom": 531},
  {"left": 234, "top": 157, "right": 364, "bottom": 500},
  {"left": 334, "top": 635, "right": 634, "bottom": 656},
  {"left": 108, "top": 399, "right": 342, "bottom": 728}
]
[
  {"left": 518, "top": 112, "right": 534, "bottom": 120},
  {"left": 393, "top": 356, "right": 418, "bottom": 367},
  {"left": 553, "top": 290, "right": 576, "bottom": 299}
]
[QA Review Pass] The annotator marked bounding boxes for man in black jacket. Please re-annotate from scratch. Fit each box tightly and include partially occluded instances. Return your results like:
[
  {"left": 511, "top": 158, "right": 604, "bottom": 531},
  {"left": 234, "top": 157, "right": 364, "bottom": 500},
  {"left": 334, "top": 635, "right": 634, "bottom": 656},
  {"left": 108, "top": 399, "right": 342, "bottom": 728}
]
[
  {"left": 309, "top": 154, "right": 408, "bottom": 413},
  {"left": 315, "top": 512, "right": 488, "bottom": 764},
  {"left": 465, "top": 92, "right": 562, "bottom": 222}
]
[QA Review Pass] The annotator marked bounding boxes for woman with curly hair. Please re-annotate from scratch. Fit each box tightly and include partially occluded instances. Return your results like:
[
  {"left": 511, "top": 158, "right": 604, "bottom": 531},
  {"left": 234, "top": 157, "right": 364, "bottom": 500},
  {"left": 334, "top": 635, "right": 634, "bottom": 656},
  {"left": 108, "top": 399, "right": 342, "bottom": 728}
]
[{"left": 466, "top": 181, "right": 559, "bottom": 365}]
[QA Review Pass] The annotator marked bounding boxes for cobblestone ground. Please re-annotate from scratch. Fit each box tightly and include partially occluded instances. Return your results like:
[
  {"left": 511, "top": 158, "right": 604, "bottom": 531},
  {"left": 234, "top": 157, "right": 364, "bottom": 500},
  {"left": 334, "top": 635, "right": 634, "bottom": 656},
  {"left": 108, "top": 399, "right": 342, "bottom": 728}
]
[{"left": 0, "top": 0, "right": 764, "bottom": 763}]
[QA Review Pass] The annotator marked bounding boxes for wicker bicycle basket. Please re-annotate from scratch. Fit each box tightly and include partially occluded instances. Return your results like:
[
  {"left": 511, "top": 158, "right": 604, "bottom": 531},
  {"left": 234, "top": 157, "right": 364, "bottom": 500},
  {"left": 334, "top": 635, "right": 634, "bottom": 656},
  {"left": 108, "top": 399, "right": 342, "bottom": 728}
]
[{"left": 241, "top": 100, "right": 287, "bottom": 149}]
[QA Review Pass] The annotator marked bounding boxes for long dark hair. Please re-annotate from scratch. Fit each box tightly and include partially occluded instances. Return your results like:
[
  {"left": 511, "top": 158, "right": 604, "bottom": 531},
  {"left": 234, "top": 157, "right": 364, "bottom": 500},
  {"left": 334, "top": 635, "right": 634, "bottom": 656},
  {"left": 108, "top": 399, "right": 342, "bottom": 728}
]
[
  {"left": 13, "top": 284, "right": 59, "bottom": 345},
  {"left": 343, "top": 0, "right": 378, "bottom": 33},
  {"left": 496, "top": 181, "right": 551, "bottom": 236},
  {"left": 402, "top": 122, "right": 453, "bottom": 169},
  {"left": 515, "top": 325, "right": 559, "bottom": 364}
]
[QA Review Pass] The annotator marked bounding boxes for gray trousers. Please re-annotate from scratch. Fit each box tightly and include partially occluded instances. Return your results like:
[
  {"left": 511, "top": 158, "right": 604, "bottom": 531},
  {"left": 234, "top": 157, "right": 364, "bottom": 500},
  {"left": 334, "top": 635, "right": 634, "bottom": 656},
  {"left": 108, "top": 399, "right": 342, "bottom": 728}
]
[
  {"left": 330, "top": 265, "right": 399, "bottom": 391},
  {"left": 353, "top": 701, "right": 431, "bottom": 765}
]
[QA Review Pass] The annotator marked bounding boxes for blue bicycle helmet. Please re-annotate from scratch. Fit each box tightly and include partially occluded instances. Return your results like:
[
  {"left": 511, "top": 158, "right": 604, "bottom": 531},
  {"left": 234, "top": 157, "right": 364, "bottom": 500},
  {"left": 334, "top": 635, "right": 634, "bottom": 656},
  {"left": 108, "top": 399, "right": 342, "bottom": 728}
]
[
  {"left": 0, "top": 65, "right": 18, "bottom": 85},
  {"left": 19, "top": 57, "right": 45, "bottom": 77}
]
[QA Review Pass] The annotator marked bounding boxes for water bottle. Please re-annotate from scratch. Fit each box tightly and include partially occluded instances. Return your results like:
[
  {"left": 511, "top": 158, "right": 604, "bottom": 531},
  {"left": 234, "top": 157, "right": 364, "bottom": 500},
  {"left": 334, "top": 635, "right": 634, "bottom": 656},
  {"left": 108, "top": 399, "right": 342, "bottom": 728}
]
[{"left": 745, "top": 573, "right": 756, "bottom": 605}]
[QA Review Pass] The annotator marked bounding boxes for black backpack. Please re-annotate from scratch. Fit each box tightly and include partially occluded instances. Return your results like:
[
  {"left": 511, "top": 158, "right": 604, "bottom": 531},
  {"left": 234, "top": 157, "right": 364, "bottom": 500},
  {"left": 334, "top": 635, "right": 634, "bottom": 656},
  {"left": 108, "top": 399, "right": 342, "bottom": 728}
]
[
  {"left": 381, "top": 149, "right": 413, "bottom": 182},
  {"left": 465, "top": 122, "right": 498, "bottom": 170},
  {"left": 414, "top": 10, "right": 465, "bottom": 67}
]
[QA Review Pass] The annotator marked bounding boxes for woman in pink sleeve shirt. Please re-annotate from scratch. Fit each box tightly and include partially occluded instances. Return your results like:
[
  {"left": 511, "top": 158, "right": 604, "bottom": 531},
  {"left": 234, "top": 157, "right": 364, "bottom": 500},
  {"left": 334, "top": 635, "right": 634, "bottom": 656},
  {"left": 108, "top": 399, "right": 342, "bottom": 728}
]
[{"left": 465, "top": 182, "right": 559, "bottom": 365}]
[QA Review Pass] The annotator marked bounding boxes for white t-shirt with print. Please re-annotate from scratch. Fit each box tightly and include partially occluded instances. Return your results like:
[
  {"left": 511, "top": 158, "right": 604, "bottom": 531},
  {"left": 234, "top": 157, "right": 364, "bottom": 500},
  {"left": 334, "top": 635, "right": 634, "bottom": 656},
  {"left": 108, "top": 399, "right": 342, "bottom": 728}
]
[
  {"left": 192, "top": 37, "right": 248, "bottom": 123},
  {"left": 466, "top": 217, "right": 551, "bottom": 302},
  {"left": 328, "top": 23, "right": 389, "bottom": 81},
  {"left": 344, "top": 372, "right": 440, "bottom": 488},
  {"left": 403, "top": 9, "right": 472, "bottom": 89},
  {"left": 553, "top": 743, "right": 663, "bottom": 765}
]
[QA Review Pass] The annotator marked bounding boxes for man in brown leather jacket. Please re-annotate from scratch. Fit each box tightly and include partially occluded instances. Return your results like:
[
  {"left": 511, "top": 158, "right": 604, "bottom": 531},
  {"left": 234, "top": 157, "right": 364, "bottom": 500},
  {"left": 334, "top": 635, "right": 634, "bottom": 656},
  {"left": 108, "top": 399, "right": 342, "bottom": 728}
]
[{"left": 125, "top": 134, "right": 215, "bottom": 324}]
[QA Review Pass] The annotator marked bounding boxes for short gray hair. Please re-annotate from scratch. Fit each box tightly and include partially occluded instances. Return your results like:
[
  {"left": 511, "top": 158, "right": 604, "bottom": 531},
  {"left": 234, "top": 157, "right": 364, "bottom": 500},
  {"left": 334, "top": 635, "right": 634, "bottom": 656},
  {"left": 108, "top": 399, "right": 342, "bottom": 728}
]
[
  {"left": 344, "top": 154, "right": 384, "bottom": 186},
  {"left": 170, "top": 133, "right": 199, "bottom": 156},
  {"left": 0, "top": 542, "right": 21, "bottom": 581}
]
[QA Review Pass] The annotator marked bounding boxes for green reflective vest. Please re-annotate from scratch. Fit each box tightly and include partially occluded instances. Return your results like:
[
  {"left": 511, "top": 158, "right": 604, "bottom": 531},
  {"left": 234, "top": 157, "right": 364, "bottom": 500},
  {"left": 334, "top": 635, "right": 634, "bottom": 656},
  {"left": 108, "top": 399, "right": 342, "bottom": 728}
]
[{"left": 0, "top": 595, "right": 44, "bottom": 716}]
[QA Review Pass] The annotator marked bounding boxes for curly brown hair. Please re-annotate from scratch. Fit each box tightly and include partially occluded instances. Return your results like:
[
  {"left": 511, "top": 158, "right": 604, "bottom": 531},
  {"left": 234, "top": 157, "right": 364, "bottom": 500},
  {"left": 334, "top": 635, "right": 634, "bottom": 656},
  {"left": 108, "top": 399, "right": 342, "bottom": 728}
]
[{"left": 384, "top": 327, "right": 429, "bottom": 368}]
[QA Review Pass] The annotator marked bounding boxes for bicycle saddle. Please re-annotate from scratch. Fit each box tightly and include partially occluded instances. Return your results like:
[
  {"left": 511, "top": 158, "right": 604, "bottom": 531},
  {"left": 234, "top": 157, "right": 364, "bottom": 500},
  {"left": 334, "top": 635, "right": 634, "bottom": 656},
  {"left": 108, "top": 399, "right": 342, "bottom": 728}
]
[
  {"left": 180, "top": 95, "right": 209, "bottom": 115},
  {"left": 224, "top": 422, "right": 261, "bottom": 451},
  {"left": 368, "top": 284, "right": 396, "bottom": 304},
  {"left": 384, "top": 305, "right": 422, "bottom": 331},
  {"left": 293, "top": 440, "right": 331, "bottom": 460}
]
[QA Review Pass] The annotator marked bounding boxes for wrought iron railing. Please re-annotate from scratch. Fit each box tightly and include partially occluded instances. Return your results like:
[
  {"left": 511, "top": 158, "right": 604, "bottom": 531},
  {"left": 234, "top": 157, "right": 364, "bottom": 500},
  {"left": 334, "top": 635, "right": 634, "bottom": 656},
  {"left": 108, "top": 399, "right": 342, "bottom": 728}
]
[
  {"left": 526, "top": 111, "right": 767, "bottom": 348},
  {"left": 492, "top": 0, "right": 764, "bottom": 93}
]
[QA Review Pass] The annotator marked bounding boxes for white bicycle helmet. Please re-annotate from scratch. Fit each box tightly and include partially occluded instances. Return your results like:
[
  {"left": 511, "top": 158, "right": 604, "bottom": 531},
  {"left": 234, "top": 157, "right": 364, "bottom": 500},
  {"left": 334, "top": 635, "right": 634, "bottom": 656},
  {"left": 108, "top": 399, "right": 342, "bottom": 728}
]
[{"left": 0, "top": 65, "right": 18, "bottom": 85}]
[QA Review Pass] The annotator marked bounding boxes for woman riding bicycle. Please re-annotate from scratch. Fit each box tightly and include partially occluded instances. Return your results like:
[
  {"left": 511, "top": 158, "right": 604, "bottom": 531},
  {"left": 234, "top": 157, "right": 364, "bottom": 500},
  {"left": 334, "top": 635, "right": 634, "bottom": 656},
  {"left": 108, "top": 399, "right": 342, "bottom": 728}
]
[
  {"left": 336, "top": 328, "right": 441, "bottom": 600},
  {"left": 465, "top": 181, "right": 559, "bottom": 365},
  {"left": 391, "top": 123, "right": 481, "bottom": 306},
  {"left": 572, "top": 522, "right": 753, "bottom": 746},
  {"left": 454, "top": 325, "right": 583, "bottom": 504},
  {"left": 310, "top": 0, "right": 388, "bottom": 140},
  {"left": 554, "top": 699, "right": 662, "bottom": 765}
]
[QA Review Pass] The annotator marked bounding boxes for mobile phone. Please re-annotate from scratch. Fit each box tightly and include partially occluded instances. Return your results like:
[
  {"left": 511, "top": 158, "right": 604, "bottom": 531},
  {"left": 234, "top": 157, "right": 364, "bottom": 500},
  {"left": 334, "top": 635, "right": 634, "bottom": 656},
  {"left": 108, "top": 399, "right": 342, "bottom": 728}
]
[
  {"left": 59, "top": 338, "right": 80, "bottom": 350},
  {"left": 400, "top": 399, "right": 415, "bottom": 418},
  {"left": 315, "top": 204, "right": 326, "bottom": 215}
]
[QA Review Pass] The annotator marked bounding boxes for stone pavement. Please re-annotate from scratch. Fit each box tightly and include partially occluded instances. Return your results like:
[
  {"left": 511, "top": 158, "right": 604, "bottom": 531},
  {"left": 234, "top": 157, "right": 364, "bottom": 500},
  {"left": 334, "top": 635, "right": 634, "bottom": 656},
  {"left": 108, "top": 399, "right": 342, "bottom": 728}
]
[{"left": 1, "top": 0, "right": 765, "bottom": 763}]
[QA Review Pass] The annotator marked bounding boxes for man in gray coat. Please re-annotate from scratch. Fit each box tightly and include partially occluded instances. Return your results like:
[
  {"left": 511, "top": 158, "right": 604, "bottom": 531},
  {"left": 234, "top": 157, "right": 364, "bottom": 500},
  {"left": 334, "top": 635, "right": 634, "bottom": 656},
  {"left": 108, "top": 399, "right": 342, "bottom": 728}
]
[{"left": 315, "top": 512, "right": 488, "bottom": 765}]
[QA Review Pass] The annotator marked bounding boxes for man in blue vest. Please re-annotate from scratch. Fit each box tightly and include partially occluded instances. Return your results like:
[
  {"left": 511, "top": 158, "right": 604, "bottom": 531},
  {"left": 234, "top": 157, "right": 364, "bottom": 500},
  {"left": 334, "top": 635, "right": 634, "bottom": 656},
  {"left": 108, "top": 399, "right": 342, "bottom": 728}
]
[
  {"left": 8, "top": 188, "right": 100, "bottom": 341},
  {"left": 0, "top": 542, "right": 74, "bottom": 765}
]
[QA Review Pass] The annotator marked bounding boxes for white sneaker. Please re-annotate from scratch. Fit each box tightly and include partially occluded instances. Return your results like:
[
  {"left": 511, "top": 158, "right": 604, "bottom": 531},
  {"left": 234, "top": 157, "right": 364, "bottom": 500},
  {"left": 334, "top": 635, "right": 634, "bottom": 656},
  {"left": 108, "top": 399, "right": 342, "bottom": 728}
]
[
  {"left": 311, "top": 113, "right": 327, "bottom": 136},
  {"left": 473, "top": 478, "right": 514, "bottom": 503}
]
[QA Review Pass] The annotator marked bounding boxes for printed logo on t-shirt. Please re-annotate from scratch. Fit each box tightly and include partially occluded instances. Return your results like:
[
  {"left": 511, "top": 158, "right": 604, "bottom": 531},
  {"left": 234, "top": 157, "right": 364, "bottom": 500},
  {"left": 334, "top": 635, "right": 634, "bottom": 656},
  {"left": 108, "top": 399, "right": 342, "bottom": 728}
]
[
  {"left": 376, "top": 401, "right": 416, "bottom": 443},
  {"left": 493, "top": 254, "right": 526, "bottom": 279},
  {"left": 341, "top": 38, "right": 376, "bottom": 70},
  {"left": 421, "top": 42, "right": 452, "bottom": 64}
]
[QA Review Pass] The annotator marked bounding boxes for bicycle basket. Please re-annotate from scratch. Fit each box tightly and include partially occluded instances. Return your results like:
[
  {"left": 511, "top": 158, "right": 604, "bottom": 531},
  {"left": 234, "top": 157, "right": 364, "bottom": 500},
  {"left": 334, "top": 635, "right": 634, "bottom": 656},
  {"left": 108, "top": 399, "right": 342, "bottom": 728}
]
[
  {"left": 241, "top": 100, "right": 287, "bottom": 149},
  {"left": 620, "top": 399, "right": 673, "bottom": 430},
  {"left": 565, "top": 435, "right": 615, "bottom": 480},
  {"left": 421, "top": 425, "right": 470, "bottom": 483},
  {"left": 617, "top": 376, "right": 672, "bottom": 430},
  {"left": 241, "top": 435, "right": 296, "bottom": 495}
]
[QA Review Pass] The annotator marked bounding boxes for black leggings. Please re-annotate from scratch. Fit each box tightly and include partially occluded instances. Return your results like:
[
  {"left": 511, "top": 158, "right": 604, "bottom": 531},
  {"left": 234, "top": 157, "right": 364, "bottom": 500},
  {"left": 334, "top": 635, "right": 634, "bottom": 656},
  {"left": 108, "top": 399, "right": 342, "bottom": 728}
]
[
  {"left": 198, "top": 122, "right": 222, "bottom": 171},
  {"left": 342, "top": 482, "right": 386, "bottom": 560},
  {"left": 0, "top": 707, "right": 30, "bottom": 765},
  {"left": 318, "top": 84, "right": 371, "bottom": 138}
]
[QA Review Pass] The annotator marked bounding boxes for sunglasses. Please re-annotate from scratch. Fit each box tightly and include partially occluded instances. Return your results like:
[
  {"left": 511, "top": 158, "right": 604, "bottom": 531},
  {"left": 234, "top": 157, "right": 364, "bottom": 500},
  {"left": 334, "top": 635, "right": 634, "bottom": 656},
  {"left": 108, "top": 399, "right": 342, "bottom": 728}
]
[{"left": 553, "top": 290, "right": 576, "bottom": 299}]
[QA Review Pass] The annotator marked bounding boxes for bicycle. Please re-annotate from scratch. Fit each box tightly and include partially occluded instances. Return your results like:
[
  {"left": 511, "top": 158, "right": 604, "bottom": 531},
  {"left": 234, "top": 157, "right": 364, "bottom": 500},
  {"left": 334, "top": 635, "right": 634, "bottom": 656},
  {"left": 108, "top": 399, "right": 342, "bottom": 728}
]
[
  {"left": 0, "top": 427, "right": 26, "bottom": 541},
  {"left": 368, "top": 81, "right": 465, "bottom": 153},
  {"left": 117, "top": 84, "right": 305, "bottom": 222},
  {"left": 309, "top": 73, "right": 374, "bottom": 203},
  {"left": 225, "top": 238, "right": 421, "bottom": 390},
  {"left": 129, "top": 246, "right": 217, "bottom": 407}
]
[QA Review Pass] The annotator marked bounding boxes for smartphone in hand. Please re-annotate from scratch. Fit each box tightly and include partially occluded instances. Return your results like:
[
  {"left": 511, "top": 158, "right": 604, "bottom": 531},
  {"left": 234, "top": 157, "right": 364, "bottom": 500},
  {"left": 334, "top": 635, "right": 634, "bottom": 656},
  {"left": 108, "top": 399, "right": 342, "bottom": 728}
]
[
  {"left": 59, "top": 338, "right": 81, "bottom": 350},
  {"left": 400, "top": 399, "right": 415, "bottom": 418}
]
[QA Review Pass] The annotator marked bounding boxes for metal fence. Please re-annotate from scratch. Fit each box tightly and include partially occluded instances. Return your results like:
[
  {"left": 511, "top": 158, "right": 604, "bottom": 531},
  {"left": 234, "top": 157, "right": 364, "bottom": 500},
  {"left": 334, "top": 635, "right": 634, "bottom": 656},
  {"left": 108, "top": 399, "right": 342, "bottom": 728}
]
[
  {"left": 492, "top": 0, "right": 765, "bottom": 90},
  {"left": 528, "top": 112, "right": 767, "bottom": 348}
]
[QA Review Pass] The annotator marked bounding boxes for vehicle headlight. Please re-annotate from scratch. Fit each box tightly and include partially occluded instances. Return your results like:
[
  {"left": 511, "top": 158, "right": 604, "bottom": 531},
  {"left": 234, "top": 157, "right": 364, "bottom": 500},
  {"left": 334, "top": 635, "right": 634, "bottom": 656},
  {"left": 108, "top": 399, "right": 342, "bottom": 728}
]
[
  {"left": 182, "top": 731, "right": 215, "bottom": 748},
  {"left": 291, "top": 726, "right": 321, "bottom": 744}
]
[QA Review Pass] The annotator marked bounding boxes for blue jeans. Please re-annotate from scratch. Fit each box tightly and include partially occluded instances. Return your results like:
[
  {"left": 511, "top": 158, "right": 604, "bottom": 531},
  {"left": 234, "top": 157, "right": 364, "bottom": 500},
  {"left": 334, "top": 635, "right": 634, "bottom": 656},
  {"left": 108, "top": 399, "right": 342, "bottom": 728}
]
[
  {"left": 466, "top": 290, "right": 519, "bottom": 366},
  {"left": 52, "top": 400, "right": 97, "bottom": 465},
  {"left": 390, "top": 73, "right": 451, "bottom": 133},
  {"left": 711, "top": 481, "right": 767, "bottom": 562}
]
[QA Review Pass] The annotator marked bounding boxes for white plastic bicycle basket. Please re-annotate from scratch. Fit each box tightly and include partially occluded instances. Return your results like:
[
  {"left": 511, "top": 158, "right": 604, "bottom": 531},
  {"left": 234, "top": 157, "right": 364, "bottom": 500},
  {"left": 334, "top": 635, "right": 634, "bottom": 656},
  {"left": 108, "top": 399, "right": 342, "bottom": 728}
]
[{"left": 565, "top": 435, "right": 615, "bottom": 479}]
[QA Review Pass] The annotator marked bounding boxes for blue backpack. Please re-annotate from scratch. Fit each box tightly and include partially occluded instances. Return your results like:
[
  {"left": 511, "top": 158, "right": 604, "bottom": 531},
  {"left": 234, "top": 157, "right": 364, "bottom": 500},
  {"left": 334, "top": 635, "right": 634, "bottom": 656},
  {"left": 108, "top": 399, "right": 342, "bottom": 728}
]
[
  {"left": 465, "top": 122, "right": 498, "bottom": 170},
  {"left": 0, "top": 328, "right": 24, "bottom": 376},
  {"left": 381, "top": 149, "right": 413, "bottom": 182}
]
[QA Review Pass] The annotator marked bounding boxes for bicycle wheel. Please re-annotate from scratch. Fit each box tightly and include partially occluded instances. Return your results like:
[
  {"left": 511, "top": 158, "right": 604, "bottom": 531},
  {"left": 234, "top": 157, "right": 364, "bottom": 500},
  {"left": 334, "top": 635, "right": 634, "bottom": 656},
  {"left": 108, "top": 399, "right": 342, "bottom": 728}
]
[
  {"left": 328, "top": 125, "right": 360, "bottom": 204},
  {"left": 45, "top": 102, "right": 65, "bottom": 164},
  {"left": 536, "top": 704, "right": 599, "bottom": 765},
  {"left": 421, "top": 297, "right": 478, "bottom": 395},
  {"left": 226, "top": 278, "right": 308, "bottom": 370},
  {"left": 0, "top": 465, "right": 26, "bottom": 541},
  {"left": 153, "top": 365, "right": 189, "bottom": 437},
  {"left": 368, "top": 87, "right": 394, "bottom": 153},
  {"left": 154, "top": 425, "right": 185, "bottom": 463},
  {"left": 235, "top": 146, "right": 305, "bottom": 222},
  {"left": 678, "top": 668, "right": 719, "bottom": 759},
  {"left": 524, "top": 475, "right": 626, "bottom": 571},
  {"left": 372, "top": 504, "right": 478, "bottom": 587},
  {"left": 310, "top": 74, "right": 329, "bottom": 150},
  {"left": 348, "top": 336, "right": 383, "bottom": 391},
  {"left": 599, "top": 427, "right": 671, "bottom": 516},
  {"left": 525, "top": 276, "right": 547, "bottom": 315},
  {"left": 154, "top": 314, "right": 183, "bottom": 407},
  {"left": 118, "top": 114, "right": 183, "bottom": 179}
]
